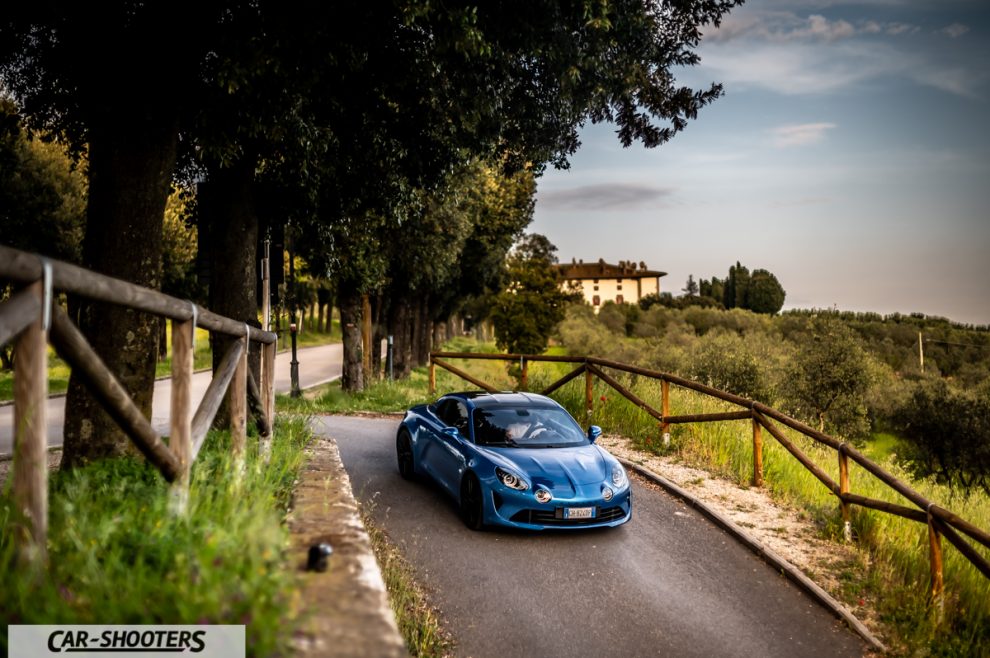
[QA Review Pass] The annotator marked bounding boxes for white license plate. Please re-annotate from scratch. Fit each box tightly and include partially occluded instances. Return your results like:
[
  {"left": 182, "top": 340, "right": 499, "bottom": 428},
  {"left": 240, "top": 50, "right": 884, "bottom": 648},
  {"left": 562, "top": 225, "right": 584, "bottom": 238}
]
[{"left": 565, "top": 507, "right": 595, "bottom": 519}]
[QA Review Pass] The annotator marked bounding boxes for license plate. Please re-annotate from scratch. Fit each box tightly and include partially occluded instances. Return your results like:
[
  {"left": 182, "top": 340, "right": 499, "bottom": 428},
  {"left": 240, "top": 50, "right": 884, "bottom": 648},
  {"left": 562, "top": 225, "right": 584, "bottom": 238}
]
[{"left": 564, "top": 506, "right": 595, "bottom": 519}]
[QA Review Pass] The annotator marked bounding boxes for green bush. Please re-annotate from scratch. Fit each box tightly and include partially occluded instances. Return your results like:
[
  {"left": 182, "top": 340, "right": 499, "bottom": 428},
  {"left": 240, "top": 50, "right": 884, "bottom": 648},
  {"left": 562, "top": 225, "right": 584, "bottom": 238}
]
[
  {"left": 895, "top": 380, "right": 990, "bottom": 494},
  {"left": 685, "top": 330, "right": 770, "bottom": 402}
]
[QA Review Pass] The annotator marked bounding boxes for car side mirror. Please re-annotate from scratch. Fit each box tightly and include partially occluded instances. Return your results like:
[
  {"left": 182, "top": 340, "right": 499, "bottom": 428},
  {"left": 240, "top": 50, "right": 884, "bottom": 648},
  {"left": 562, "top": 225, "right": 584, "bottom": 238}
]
[
  {"left": 443, "top": 427, "right": 460, "bottom": 439},
  {"left": 587, "top": 425, "right": 602, "bottom": 443}
]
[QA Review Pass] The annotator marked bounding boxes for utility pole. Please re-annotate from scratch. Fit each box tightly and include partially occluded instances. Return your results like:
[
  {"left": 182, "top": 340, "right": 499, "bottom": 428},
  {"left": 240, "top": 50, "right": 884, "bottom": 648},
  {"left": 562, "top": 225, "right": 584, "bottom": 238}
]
[{"left": 918, "top": 331, "right": 924, "bottom": 374}]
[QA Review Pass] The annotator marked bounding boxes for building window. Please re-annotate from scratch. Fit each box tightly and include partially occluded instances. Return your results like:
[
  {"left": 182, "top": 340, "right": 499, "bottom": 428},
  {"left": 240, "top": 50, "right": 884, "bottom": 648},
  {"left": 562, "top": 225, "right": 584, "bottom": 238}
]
[
  {"left": 617, "top": 284, "right": 622, "bottom": 291},
  {"left": 617, "top": 278, "right": 623, "bottom": 284},
  {"left": 593, "top": 278, "right": 599, "bottom": 284},
  {"left": 616, "top": 294, "right": 624, "bottom": 304},
  {"left": 593, "top": 285, "right": 599, "bottom": 291},
  {"left": 593, "top": 295, "right": 600, "bottom": 306}
]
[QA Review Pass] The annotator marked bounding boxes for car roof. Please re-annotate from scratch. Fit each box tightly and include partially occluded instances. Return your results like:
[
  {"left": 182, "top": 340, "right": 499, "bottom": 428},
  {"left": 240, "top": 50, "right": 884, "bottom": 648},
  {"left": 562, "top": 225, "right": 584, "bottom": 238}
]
[{"left": 443, "top": 391, "right": 560, "bottom": 409}]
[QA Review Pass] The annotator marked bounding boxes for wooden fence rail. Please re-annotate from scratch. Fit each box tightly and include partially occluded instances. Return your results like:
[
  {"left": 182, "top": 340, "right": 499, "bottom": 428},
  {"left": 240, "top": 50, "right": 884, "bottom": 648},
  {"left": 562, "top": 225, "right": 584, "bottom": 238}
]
[
  {"left": 0, "top": 244, "right": 277, "bottom": 567},
  {"left": 429, "top": 350, "right": 990, "bottom": 604}
]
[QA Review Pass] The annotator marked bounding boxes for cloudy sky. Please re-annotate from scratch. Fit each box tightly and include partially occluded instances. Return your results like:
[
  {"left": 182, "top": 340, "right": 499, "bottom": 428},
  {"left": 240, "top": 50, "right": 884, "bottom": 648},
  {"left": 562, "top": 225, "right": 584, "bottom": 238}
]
[{"left": 531, "top": 0, "right": 990, "bottom": 325}]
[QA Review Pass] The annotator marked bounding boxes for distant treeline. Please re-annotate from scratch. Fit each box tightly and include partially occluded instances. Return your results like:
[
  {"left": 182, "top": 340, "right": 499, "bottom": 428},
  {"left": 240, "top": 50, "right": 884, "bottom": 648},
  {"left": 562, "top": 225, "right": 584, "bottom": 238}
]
[{"left": 557, "top": 301, "right": 990, "bottom": 493}]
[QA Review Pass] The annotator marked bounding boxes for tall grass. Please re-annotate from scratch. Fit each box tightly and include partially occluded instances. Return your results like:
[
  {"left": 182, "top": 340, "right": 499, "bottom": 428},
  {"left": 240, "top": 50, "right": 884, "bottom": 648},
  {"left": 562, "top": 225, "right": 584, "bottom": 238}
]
[{"left": 0, "top": 418, "right": 311, "bottom": 656}]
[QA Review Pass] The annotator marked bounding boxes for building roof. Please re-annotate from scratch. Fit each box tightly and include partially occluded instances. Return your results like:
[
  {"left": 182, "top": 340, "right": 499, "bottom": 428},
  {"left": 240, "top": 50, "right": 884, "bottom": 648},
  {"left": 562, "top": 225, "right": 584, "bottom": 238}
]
[{"left": 557, "top": 259, "right": 667, "bottom": 280}]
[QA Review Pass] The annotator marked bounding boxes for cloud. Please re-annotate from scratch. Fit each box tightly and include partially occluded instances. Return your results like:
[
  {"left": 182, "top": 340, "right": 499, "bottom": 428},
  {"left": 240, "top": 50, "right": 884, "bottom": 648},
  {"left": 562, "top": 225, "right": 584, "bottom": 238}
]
[
  {"left": 696, "top": 34, "right": 983, "bottom": 99},
  {"left": 697, "top": 41, "right": 898, "bottom": 94},
  {"left": 537, "top": 183, "right": 674, "bottom": 210},
  {"left": 798, "top": 15, "right": 856, "bottom": 41},
  {"left": 770, "top": 122, "right": 837, "bottom": 147},
  {"left": 704, "top": 11, "right": 918, "bottom": 43},
  {"left": 862, "top": 20, "right": 918, "bottom": 36},
  {"left": 940, "top": 23, "right": 970, "bottom": 39}
]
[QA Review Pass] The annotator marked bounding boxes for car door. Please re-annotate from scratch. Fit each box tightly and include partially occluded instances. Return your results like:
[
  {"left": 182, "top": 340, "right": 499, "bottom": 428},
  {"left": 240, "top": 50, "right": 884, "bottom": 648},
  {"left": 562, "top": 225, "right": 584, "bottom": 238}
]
[{"left": 425, "top": 399, "right": 469, "bottom": 494}]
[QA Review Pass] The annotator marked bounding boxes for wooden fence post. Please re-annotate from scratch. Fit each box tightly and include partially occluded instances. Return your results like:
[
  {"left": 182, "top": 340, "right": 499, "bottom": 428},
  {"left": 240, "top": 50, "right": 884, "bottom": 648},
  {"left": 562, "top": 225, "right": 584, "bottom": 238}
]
[
  {"left": 928, "top": 507, "right": 944, "bottom": 619},
  {"left": 261, "top": 340, "right": 275, "bottom": 461},
  {"left": 169, "top": 318, "right": 194, "bottom": 514},
  {"left": 660, "top": 380, "right": 671, "bottom": 447},
  {"left": 584, "top": 365, "right": 594, "bottom": 424},
  {"left": 752, "top": 416, "right": 763, "bottom": 487},
  {"left": 428, "top": 358, "right": 436, "bottom": 396},
  {"left": 519, "top": 357, "right": 528, "bottom": 391},
  {"left": 12, "top": 279, "right": 48, "bottom": 567},
  {"left": 839, "top": 445, "right": 852, "bottom": 542},
  {"left": 230, "top": 334, "right": 248, "bottom": 468}
]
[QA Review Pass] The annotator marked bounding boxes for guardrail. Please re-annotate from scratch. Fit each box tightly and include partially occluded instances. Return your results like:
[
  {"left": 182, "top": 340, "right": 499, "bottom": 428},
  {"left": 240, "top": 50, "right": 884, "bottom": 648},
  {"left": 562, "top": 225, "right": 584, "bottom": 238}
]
[
  {"left": 429, "top": 350, "right": 990, "bottom": 606},
  {"left": 0, "top": 244, "right": 277, "bottom": 567}
]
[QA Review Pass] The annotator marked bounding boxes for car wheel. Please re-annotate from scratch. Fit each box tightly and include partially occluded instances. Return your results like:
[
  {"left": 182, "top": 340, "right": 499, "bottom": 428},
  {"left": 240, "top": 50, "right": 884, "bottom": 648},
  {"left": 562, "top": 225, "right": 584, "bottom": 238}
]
[
  {"left": 396, "top": 429, "right": 415, "bottom": 480},
  {"left": 460, "top": 473, "right": 485, "bottom": 531}
]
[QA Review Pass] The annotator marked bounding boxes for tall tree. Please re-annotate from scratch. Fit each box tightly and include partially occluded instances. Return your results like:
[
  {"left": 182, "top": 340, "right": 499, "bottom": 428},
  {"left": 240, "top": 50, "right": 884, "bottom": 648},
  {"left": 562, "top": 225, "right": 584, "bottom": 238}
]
[
  {"left": 492, "top": 234, "right": 576, "bottom": 355},
  {"left": 1, "top": 4, "right": 224, "bottom": 466},
  {"left": 682, "top": 274, "right": 699, "bottom": 297},
  {"left": 747, "top": 268, "right": 786, "bottom": 314},
  {"left": 723, "top": 261, "right": 750, "bottom": 310}
]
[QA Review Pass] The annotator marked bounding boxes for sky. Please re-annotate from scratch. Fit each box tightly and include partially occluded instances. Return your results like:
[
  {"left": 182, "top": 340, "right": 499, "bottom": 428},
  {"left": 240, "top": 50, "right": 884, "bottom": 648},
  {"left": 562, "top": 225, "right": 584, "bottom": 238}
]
[{"left": 530, "top": 0, "right": 990, "bottom": 326}]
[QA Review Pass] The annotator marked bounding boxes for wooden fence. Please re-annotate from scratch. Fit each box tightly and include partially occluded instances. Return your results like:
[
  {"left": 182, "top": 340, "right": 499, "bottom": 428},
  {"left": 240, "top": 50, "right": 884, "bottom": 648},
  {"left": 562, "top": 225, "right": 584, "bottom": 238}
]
[
  {"left": 429, "top": 351, "right": 990, "bottom": 604},
  {"left": 0, "top": 244, "right": 277, "bottom": 566}
]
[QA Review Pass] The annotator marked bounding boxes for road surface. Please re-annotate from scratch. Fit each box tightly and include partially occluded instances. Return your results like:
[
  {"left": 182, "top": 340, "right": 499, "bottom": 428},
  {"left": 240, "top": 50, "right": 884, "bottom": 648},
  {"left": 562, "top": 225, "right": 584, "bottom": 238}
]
[
  {"left": 317, "top": 415, "right": 867, "bottom": 658},
  {"left": 0, "top": 343, "right": 343, "bottom": 456}
]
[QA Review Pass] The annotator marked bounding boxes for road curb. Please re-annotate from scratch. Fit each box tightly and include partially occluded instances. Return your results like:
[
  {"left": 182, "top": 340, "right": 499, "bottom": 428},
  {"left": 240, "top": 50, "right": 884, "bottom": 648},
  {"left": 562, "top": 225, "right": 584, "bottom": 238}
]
[
  {"left": 618, "top": 457, "right": 886, "bottom": 654},
  {"left": 288, "top": 434, "right": 406, "bottom": 657}
]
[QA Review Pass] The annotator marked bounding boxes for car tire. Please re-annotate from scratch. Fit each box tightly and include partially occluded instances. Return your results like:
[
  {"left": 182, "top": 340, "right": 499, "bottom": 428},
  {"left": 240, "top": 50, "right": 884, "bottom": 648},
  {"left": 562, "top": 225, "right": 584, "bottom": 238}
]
[
  {"left": 396, "top": 429, "right": 415, "bottom": 480},
  {"left": 460, "top": 473, "right": 485, "bottom": 531}
]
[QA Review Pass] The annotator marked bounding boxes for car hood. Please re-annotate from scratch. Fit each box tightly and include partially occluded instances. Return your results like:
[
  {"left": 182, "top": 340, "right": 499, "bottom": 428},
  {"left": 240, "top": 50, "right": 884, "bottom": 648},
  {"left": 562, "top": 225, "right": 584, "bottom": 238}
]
[{"left": 490, "top": 446, "right": 608, "bottom": 486}]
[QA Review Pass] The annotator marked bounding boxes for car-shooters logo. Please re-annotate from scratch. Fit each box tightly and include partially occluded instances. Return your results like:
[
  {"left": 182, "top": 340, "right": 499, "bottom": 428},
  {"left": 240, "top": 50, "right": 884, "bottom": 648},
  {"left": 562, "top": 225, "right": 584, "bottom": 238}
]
[{"left": 8, "top": 625, "right": 245, "bottom": 657}]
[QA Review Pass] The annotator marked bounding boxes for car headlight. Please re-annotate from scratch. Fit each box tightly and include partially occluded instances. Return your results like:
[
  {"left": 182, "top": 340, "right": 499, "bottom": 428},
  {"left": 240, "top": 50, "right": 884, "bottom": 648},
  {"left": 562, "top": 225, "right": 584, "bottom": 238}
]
[
  {"left": 496, "top": 467, "right": 528, "bottom": 491},
  {"left": 611, "top": 464, "right": 627, "bottom": 488},
  {"left": 602, "top": 486, "right": 614, "bottom": 502},
  {"left": 535, "top": 488, "right": 553, "bottom": 503}
]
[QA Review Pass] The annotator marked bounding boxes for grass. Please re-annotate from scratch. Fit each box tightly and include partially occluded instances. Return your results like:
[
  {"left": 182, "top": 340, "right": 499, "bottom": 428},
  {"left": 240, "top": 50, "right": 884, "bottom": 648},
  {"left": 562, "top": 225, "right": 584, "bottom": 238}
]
[
  {"left": 0, "top": 417, "right": 312, "bottom": 656},
  {"left": 363, "top": 509, "right": 452, "bottom": 657},
  {"left": 294, "top": 337, "right": 990, "bottom": 656}
]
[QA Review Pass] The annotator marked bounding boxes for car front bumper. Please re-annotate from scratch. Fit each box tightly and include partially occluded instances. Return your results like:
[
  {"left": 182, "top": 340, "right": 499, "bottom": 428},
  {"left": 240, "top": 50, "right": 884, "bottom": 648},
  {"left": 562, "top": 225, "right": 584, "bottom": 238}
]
[{"left": 484, "top": 480, "right": 632, "bottom": 530}]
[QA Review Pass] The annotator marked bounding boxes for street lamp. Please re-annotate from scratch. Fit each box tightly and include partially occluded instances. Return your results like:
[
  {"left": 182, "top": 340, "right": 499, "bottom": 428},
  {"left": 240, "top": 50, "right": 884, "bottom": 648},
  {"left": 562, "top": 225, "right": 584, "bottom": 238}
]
[{"left": 290, "top": 321, "right": 301, "bottom": 398}]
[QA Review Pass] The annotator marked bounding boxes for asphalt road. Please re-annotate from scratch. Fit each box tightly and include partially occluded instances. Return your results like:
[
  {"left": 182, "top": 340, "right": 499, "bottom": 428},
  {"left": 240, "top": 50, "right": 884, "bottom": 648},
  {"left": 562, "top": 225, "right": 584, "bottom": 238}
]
[
  {"left": 317, "top": 415, "right": 868, "bottom": 658},
  {"left": 0, "top": 343, "right": 343, "bottom": 456}
]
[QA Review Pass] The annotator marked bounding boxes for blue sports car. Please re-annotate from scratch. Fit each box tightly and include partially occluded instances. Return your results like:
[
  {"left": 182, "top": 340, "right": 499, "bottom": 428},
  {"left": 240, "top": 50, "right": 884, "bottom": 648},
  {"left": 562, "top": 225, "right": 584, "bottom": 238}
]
[{"left": 396, "top": 391, "right": 631, "bottom": 530}]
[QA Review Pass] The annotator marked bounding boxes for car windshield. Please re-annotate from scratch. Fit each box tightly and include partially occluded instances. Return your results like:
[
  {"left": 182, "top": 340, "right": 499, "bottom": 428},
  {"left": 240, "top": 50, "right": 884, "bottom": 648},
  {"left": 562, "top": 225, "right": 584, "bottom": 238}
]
[{"left": 472, "top": 406, "right": 589, "bottom": 448}]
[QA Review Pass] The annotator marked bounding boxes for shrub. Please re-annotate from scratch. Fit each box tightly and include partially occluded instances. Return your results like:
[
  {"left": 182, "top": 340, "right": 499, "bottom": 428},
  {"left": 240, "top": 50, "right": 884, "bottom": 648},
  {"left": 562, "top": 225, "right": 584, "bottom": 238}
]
[
  {"left": 781, "top": 318, "right": 874, "bottom": 440},
  {"left": 894, "top": 380, "right": 990, "bottom": 494},
  {"left": 686, "top": 331, "right": 769, "bottom": 401}
]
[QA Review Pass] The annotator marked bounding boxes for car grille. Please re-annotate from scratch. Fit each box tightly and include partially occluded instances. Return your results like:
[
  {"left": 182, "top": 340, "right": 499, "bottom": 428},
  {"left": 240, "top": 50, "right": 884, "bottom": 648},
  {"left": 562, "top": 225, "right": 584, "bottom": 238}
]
[{"left": 510, "top": 506, "right": 626, "bottom": 526}]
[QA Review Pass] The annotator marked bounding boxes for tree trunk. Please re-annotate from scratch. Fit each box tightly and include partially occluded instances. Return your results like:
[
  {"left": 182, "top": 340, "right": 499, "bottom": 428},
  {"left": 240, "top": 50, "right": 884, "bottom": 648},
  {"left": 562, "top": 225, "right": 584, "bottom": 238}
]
[
  {"left": 158, "top": 316, "right": 168, "bottom": 361},
  {"left": 433, "top": 320, "right": 445, "bottom": 350},
  {"left": 414, "top": 296, "right": 432, "bottom": 366},
  {"left": 389, "top": 296, "right": 413, "bottom": 379},
  {"left": 410, "top": 296, "right": 423, "bottom": 368},
  {"left": 201, "top": 159, "right": 261, "bottom": 427},
  {"left": 62, "top": 111, "right": 178, "bottom": 470},
  {"left": 339, "top": 282, "right": 364, "bottom": 392},
  {"left": 370, "top": 294, "right": 385, "bottom": 381}
]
